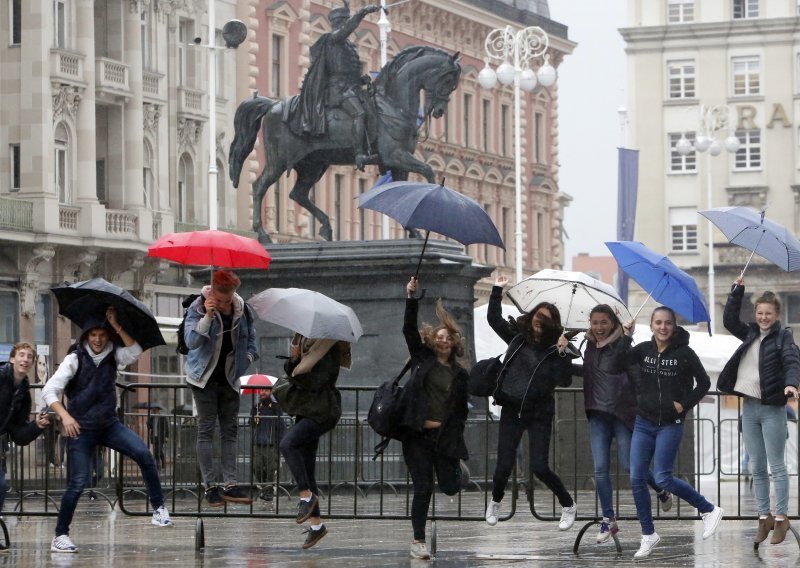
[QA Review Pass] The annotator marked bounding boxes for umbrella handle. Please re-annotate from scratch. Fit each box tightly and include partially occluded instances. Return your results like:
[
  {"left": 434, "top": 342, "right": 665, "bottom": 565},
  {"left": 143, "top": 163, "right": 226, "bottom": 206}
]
[
  {"left": 631, "top": 283, "right": 657, "bottom": 321},
  {"left": 739, "top": 229, "right": 765, "bottom": 280},
  {"left": 564, "top": 284, "right": 577, "bottom": 324},
  {"left": 413, "top": 230, "right": 431, "bottom": 280}
]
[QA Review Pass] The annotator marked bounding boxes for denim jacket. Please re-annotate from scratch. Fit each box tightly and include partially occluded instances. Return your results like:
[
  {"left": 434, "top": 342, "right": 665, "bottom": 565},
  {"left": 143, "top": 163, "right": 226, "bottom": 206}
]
[{"left": 184, "top": 286, "right": 258, "bottom": 390}]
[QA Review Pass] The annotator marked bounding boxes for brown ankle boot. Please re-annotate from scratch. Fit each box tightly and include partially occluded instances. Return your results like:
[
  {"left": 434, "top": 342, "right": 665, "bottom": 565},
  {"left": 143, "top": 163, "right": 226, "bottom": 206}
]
[
  {"left": 755, "top": 514, "right": 775, "bottom": 544},
  {"left": 771, "top": 517, "right": 791, "bottom": 544}
]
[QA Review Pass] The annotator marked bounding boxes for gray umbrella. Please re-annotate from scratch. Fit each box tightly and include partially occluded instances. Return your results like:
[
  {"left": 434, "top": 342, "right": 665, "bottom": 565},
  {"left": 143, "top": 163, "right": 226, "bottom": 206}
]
[{"left": 248, "top": 288, "right": 363, "bottom": 342}]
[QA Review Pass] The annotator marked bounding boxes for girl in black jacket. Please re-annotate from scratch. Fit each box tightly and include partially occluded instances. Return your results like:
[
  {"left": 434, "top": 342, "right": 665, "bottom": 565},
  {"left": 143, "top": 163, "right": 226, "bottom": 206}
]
[
  {"left": 718, "top": 279, "right": 800, "bottom": 545},
  {"left": 619, "top": 306, "right": 721, "bottom": 559},
  {"left": 399, "top": 277, "right": 469, "bottom": 560},
  {"left": 484, "top": 275, "right": 576, "bottom": 531}
]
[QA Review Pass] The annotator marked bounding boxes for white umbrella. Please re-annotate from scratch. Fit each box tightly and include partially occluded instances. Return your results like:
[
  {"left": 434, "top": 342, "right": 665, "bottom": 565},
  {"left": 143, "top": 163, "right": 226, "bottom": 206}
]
[
  {"left": 505, "top": 269, "right": 631, "bottom": 331},
  {"left": 248, "top": 288, "right": 363, "bottom": 342}
]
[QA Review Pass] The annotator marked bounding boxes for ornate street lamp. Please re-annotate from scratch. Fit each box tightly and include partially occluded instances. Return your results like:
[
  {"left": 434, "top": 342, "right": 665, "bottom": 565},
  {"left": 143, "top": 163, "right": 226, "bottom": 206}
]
[
  {"left": 478, "top": 26, "right": 557, "bottom": 283},
  {"left": 675, "top": 104, "right": 741, "bottom": 333}
]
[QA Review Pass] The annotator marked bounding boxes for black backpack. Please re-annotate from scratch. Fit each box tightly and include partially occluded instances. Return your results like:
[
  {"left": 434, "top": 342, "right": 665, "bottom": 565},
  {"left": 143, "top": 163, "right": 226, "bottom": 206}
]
[{"left": 175, "top": 294, "right": 254, "bottom": 355}]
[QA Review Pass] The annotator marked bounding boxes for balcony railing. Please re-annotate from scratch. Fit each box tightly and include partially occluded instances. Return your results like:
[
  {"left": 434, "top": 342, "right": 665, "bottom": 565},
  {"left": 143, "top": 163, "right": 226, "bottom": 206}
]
[
  {"left": 106, "top": 210, "right": 138, "bottom": 237},
  {"left": 177, "top": 87, "right": 206, "bottom": 120},
  {"left": 0, "top": 196, "right": 34, "bottom": 231},
  {"left": 96, "top": 57, "right": 130, "bottom": 95},
  {"left": 50, "top": 49, "right": 85, "bottom": 86},
  {"left": 59, "top": 205, "right": 79, "bottom": 231},
  {"left": 174, "top": 222, "right": 255, "bottom": 238},
  {"left": 143, "top": 70, "right": 165, "bottom": 101}
]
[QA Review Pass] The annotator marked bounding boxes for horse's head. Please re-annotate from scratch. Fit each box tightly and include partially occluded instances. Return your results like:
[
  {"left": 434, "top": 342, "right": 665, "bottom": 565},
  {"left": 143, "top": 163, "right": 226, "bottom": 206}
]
[{"left": 422, "top": 51, "right": 461, "bottom": 119}]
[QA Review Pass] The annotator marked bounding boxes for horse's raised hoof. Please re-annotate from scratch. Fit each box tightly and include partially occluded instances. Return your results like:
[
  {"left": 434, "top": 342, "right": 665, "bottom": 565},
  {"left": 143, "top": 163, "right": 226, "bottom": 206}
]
[
  {"left": 319, "top": 225, "right": 333, "bottom": 242},
  {"left": 256, "top": 231, "right": 273, "bottom": 245}
]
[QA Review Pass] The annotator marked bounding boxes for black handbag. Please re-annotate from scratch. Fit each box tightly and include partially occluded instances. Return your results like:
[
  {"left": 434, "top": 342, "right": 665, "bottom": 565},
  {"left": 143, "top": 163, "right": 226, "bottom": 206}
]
[
  {"left": 468, "top": 335, "right": 525, "bottom": 397},
  {"left": 368, "top": 361, "right": 411, "bottom": 438}
]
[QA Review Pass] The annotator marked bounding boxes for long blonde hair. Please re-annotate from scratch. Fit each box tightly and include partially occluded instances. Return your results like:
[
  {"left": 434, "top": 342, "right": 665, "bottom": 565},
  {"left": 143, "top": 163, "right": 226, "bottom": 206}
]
[{"left": 419, "top": 299, "right": 466, "bottom": 364}]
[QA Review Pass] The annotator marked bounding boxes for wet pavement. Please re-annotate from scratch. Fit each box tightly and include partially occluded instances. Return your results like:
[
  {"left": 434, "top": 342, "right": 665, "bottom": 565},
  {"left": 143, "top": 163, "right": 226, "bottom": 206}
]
[{"left": 2, "top": 495, "right": 800, "bottom": 567}]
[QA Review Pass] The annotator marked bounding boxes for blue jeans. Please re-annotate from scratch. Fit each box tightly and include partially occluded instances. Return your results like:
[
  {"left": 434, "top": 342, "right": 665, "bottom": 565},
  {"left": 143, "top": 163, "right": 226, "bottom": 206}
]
[
  {"left": 630, "top": 416, "right": 713, "bottom": 535},
  {"left": 55, "top": 420, "right": 164, "bottom": 536},
  {"left": 191, "top": 382, "right": 240, "bottom": 486},
  {"left": 589, "top": 413, "right": 662, "bottom": 520},
  {"left": 741, "top": 398, "right": 789, "bottom": 516}
]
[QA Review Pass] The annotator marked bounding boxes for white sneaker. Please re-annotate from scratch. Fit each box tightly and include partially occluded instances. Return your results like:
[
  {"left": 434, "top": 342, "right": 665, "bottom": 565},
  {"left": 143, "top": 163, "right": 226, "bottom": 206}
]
[
  {"left": 485, "top": 501, "right": 501, "bottom": 526},
  {"left": 633, "top": 532, "right": 660, "bottom": 559},
  {"left": 558, "top": 504, "right": 577, "bottom": 530},
  {"left": 409, "top": 540, "right": 431, "bottom": 559},
  {"left": 50, "top": 535, "right": 78, "bottom": 553},
  {"left": 701, "top": 506, "right": 723, "bottom": 539},
  {"left": 152, "top": 505, "right": 173, "bottom": 527},
  {"left": 657, "top": 490, "right": 673, "bottom": 512}
]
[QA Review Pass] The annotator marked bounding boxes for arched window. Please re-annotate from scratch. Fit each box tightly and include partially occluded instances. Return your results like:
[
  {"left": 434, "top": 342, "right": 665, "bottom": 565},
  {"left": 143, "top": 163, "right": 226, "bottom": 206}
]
[
  {"left": 177, "top": 153, "right": 193, "bottom": 222},
  {"left": 54, "top": 122, "right": 70, "bottom": 203},
  {"left": 143, "top": 141, "right": 154, "bottom": 209}
]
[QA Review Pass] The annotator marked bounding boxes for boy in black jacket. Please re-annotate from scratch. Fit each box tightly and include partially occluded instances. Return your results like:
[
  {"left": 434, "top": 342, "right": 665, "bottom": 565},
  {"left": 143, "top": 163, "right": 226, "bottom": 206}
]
[{"left": 0, "top": 342, "right": 50, "bottom": 552}]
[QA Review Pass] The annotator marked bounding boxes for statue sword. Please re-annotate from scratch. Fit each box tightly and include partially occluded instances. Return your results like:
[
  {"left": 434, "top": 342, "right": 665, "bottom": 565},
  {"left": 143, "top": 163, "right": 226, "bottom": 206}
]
[{"left": 381, "top": 0, "right": 412, "bottom": 12}]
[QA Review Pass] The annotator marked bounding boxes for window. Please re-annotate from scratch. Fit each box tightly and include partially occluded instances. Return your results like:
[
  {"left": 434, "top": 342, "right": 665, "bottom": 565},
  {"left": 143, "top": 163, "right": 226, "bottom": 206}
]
[
  {"left": 732, "top": 56, "right": 760, "bottom": 96},
  {"left": 732, "top": 0, "right": 758, "bottom": 19},
  {"left": 669, "top": 208, "right": 698, "bottom": 252},
  {"left": 54, "top": 0, "right": 66, "bottom": 49},
  {"left": 502, "top": 207, "right": 510, "bottom": 265},
  {"left": 271, "top": 34, "right": 283, "bottom": 97},
  {"left": 668, "top": 0, "right": 694, "bottom": 23},
  {"left": 667, "top": 60, "right": 695, "bottom": 99},
  {"left": 669, "top": 132, "right": 696, "bottom": 172},
  {"left": 141, "top": 8, "right": 151, "bottom": 70},
  {"left": 216, "top": 159, "right": 226, "bottom": 226},
  {"left": 535, "top": 112, "right": 543, "bottom": 163},
  {"left": 178, "top": 19, "right": 193, "bottom": 87},
  {"left": 734, "top": 129, "right": 761, "bottom": 169},
  {"left": 96, "top": 159, "right": 106, "bottom": 203},
  {"left": 177, "top": 153, "right": 193, "bottom": 222},
  {"left": 10, "top": 0, "right": 21, "bottom": 44},
  {"left": 483, "top": 203, "right": 491, "bottom": 262},
  {"left": 9, "top": 144, "right": 20, "bottom": 192},
  {"left": 482, "top": 99, "right": 490, "bottom": 152},
  {"left": 54, "top": 123, "right": 69, "bottom": 203},
  {"left": 358, "top": 178, "right": 367, "bottom": 240},
  {"left": 334, "top": 174, "right": 343, "bottom": 240},
  {"left": 0, "top": 291, "right": 19, "bottom": 343},
  {"left": 784, "top": 293, "right": 800, "bottom": 326},
  {"left": 501, "top": 104, "right": 509, "bottom": 156},
  {"left": 143, "top": 142, "right": 153, "bottom": 209},
  {"left": 463, "top": 93, "right": 472, "bottom": 147},
  {"left": 215, "top": 29, "right": 224, "bottom": 99}
]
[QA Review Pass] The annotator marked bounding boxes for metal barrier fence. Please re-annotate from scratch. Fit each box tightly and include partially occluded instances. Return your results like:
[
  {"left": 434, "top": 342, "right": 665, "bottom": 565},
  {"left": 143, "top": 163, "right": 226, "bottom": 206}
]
[{"left": 3, "top": 382, "right": 794, "bottom": 550}]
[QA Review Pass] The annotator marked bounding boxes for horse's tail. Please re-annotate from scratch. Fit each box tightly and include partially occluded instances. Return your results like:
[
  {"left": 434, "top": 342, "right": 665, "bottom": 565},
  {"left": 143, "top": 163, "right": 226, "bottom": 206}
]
[{"left": 229, "top": 95, "right": 277, "bottom": 188}]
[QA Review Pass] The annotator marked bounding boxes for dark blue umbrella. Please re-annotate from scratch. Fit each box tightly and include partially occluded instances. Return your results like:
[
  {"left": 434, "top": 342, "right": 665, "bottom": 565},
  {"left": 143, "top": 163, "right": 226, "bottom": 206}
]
[
  {"left": 605, "top": 241, "right": 710, "bottom": 326},
  {"left": 358, "top": 180, "right": 505, "bottom": 277}
]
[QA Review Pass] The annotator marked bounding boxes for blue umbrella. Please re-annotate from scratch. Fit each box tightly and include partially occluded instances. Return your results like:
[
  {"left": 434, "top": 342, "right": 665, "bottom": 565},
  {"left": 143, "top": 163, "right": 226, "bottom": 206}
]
[
  {"left": 358, "top": 180, "right": 504, "bottom": 277},
  {"left": 605, "top": 241, "right": 710, "bottom": 326},
  {"left": 699, "top": 206, "right": 800, "bottom": 277}
]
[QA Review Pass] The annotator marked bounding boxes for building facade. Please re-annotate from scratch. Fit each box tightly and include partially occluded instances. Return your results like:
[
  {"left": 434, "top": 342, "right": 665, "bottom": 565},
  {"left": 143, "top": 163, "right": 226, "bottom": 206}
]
[
  {"left": 0, "top": 0, "right": 572, "bottom": 376},
  {"left": 621, "top": 0, "right": 800, "bottom": 329}
]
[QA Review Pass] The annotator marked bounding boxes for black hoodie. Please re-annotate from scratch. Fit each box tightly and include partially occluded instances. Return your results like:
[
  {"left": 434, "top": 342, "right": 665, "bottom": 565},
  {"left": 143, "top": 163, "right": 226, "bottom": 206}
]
[{"left": 618, "top": 326, "right": 710, "bottom": 425}]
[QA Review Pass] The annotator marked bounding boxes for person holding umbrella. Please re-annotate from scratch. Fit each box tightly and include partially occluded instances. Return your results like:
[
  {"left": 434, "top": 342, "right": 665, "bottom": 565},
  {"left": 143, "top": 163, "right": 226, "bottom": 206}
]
[
  {"left": 396, "top": 276, "right": 470, "bottom": 560},
  {"left": 278, "top": 333, "right": 351, "bottom": 549},
  {"left": 573, "top": 305, "right": 672, "bottom": 544},
  {"left": 618, "top": 307, "right": 722, "bottom": 559},
  {"left": 0, "top": 343, "right": 50, "bottom": 553},
  {"left": 718, "top": 278, "right": 800, "bottom": 545},
  {"left": 42, "top": 307, "right": 172, "bottom": 553},
  {"left": 184, "top": 270, "right": 258, "bottom": 507}
]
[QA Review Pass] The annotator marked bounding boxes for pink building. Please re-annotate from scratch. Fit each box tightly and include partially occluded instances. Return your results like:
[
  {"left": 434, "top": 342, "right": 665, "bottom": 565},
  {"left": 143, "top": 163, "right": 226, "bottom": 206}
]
[{"left": 571, "top": 253, "right": 619, "bottom": 287}]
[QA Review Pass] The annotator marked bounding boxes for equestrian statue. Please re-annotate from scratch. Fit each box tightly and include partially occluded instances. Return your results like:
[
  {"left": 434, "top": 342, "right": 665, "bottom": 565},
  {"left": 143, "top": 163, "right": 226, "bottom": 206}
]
[{"left": 229, "top": 1, "right": 461, "bottom": 243}]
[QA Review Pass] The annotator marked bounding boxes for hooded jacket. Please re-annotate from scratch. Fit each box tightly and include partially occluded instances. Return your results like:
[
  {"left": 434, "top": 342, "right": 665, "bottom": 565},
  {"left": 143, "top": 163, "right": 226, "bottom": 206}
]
[
  {"left": 717, "top": 284, "right": 800, "bottom": 404},
  {"left": 619, "top": 326, "right": 710, "bottom": 425},
  {"left": 0, "top": 362, "right": 42, "bottom": 446}
]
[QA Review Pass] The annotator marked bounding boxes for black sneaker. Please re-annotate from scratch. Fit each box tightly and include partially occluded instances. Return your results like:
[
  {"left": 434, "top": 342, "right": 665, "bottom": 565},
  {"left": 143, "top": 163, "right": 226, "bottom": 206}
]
[
  {"left": 296, "top": 494, "right": 318, "bottom": 524},
  {"left": 259, "top": 488, "right": 274, "bottom": 502},
  {"left": 222, "top": 484, "right": 253, "bottom": 504},
  {"left": 205, "top": 486, "right": 225, "bottom": 507},
  {"left": 302, "top": 524, "right": 328, "bottom": 549}
]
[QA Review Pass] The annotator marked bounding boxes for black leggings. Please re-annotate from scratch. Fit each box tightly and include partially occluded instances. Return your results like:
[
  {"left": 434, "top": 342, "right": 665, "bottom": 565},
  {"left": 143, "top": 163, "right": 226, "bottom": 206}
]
[
  {"left": 279, "top": 417, "right": 333, "bottom": 518},
  {"left": 491, "top": 406, "right": 574, "bottom": 508},
  {"left": 401, "top": 429, "right": 462, "bottom": 541}
]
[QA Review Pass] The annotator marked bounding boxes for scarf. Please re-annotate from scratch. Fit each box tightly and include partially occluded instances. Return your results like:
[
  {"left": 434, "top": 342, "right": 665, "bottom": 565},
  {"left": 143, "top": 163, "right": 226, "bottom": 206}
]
[
  {"left": 586, "top": 325, "right": 623, "bottom": 349},
  {"left": 291, "top": 334, "right": 352, "bottom": 376}
]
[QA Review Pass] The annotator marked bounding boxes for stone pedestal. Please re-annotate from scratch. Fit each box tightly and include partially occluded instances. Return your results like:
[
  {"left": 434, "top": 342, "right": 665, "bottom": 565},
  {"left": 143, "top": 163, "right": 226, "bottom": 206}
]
[{"left": 236, "top": 239, "right": 493, "bottom": 390}]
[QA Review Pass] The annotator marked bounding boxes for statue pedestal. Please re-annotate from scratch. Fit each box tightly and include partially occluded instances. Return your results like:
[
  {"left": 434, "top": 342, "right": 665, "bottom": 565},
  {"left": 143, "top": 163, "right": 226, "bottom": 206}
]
[{"left": 237, "top": 239, "right": 492, "bottom": 387}]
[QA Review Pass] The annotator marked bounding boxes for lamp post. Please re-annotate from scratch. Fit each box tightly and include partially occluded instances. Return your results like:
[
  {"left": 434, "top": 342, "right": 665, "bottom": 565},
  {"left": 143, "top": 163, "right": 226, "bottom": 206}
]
[
  {"left": 675, "top": 104, "right": 740, "bottom": 333},
  {"left": 378, "top": 0, "right": 390, "bottom": 240},
  {"left": 478, "top": 26, "right": 556, "bottom": 284}
]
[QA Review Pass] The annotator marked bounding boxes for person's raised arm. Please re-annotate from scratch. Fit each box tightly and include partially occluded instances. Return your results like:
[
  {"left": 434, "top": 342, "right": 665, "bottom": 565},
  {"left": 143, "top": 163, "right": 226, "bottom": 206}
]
[
  {"left": 723, "top": 277, "right": 750, "bottom": 340},
  {"left": 403, "top": 277, "right": 426, "bottom": 359},
  {"left": 330, "top": 5, "right": 380, "bottom": 42},
  {"left": 487, "top": 274, "right": 516, "bottom": 344}
]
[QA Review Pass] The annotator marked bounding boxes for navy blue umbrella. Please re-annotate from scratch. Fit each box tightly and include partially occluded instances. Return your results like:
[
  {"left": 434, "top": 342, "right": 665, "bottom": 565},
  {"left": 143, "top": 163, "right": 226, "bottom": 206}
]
[
  {"left": 358, "top": 180, "right": 505, "bottom": 277},
  {"left": 605, "top": 241, "right": 710, "bottom": 327}
]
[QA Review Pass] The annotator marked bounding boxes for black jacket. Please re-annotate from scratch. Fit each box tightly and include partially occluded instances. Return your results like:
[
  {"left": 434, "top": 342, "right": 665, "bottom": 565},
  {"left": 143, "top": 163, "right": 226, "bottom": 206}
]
[
  {"left": 394, "top": 298, "right": 469, "bottom": 460},
  {"left": 618, "top": 326, "right": 710, "bottom": 425},
  {"left": 283, "top": 350, "right": 342, "bottom": 430},
  {"left": 487, "top": 286, "right": 572, "bottom": 417},
  {"left": 250, "top": 397, "right": 286, "bottom": 446},
  {"left": 0, "top": 362, "right": 43, "bottom": 446},
  {"left": 718, "top": 284, "right": 800, "bottom": 404}
]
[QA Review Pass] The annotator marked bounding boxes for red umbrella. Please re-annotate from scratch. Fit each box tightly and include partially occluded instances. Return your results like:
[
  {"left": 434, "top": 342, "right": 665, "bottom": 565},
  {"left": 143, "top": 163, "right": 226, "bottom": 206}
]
[
  {"left": 148, "top": 230, "right": 271, "bottom": 270},
  {"left": 240, "top": 374, "right": 276, "bottom": 395}
]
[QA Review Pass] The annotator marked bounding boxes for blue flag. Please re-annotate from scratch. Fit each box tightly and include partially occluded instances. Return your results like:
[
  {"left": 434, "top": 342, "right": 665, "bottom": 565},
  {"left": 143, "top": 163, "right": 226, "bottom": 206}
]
[{"left": 617, "top": 148, "right": 639, "bottom": 304}]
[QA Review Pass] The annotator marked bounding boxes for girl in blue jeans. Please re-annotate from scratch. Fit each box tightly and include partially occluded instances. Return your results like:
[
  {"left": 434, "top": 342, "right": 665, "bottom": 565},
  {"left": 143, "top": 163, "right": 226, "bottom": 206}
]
[
  {"left": 718, "top": 278, "right": 800, "bottom": 545},
  {"left": 574, "top": 305, "right": 671, "bottom": 544},
  {"left": 619, "top": 306, "right": 722, "bottom": 559}
]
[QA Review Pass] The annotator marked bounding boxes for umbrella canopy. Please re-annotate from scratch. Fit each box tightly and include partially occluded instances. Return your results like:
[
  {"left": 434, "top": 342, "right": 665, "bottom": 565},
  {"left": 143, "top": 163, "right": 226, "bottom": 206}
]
[
  {"left": 506, "top": 269, "right": 632, "bottom": 331},
  {"left": 699, "top": 207, "right": 800, "bottom": 274},
  {"left": 148, "top": 230, "right": 271, "bottom": 270},
  {"left": 605, "top": 241, "right": 710, "bottom": 325},
  {"left": 248, "top": 288, "right": 363, "bottom": 342},
  {"left": 358, "top": 180, "right": 504, "bottom": 277},
  {"left": 240, "top": 373, "right": 277, "bottom": 395},
  {"left": 51, "top": 278, "right": 166, "bottom": 351}
]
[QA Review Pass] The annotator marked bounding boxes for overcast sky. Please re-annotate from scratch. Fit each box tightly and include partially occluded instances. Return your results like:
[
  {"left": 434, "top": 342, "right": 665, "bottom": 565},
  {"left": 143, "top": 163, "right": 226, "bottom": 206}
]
[{"left": 548, "top": 1, "right": 628, "bottom": 268}]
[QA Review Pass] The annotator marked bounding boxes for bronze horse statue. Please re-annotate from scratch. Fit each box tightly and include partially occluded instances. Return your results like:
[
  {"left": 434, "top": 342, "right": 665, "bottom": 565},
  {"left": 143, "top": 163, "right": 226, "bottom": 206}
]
[{"left": 229, "top": 46, "right": 461, "bottom": 243}]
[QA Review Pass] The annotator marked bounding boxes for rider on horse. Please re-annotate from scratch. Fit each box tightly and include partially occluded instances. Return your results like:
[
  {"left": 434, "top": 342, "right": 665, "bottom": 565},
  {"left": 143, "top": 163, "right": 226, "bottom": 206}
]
[{"left": 294, "top": 1, "right": 380, "bottom": 171}]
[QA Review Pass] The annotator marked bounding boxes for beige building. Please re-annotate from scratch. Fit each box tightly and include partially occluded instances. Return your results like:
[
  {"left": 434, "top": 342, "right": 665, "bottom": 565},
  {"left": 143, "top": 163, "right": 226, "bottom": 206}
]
[
  {"left": 0, "top": 0, "right": 572, "bottom": 373},
  {"left": 621, "top": 0, "right": 800, "bottom": 330}
]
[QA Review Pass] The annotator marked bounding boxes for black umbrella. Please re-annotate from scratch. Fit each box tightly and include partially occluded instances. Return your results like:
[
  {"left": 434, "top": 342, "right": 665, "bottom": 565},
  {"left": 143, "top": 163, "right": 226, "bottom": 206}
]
[{"left": 51, "top": 278, "right": 166, "bottom": 352}]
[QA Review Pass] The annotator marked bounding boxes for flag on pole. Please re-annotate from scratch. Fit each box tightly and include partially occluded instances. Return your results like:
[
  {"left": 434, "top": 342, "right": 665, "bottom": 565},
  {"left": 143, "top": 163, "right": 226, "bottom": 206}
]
[{"left": 616, "top": 147, "right": 639, "bottom": 304}]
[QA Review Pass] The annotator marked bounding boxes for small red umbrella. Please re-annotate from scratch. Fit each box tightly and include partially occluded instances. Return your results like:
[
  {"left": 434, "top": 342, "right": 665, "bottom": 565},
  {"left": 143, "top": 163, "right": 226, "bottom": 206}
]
[
  {"left": 148, "top": 230, "right": 271, "bottom": 270},
  {"left": 240, "top": 374, "right": 276, "bottom": 395}
]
